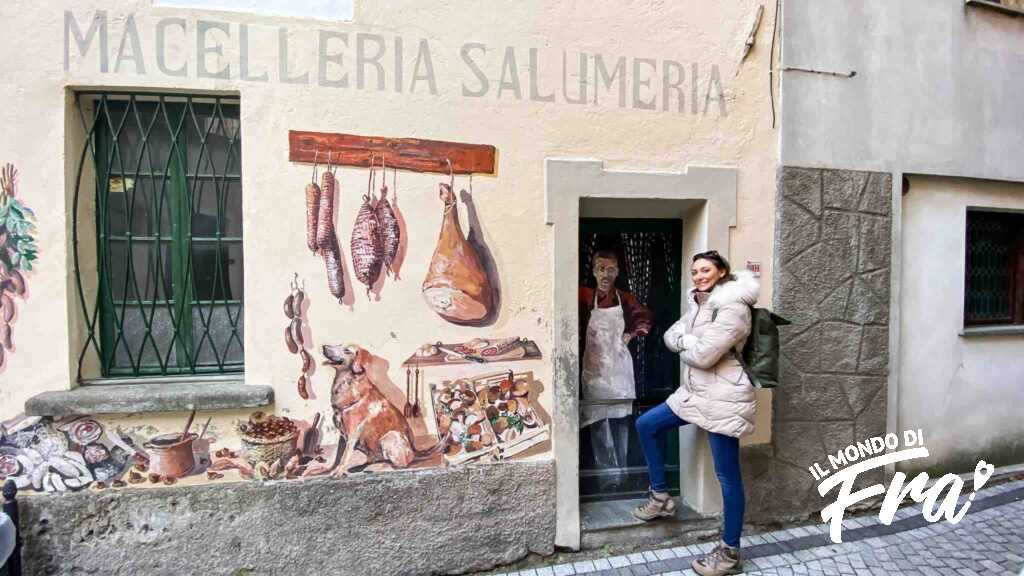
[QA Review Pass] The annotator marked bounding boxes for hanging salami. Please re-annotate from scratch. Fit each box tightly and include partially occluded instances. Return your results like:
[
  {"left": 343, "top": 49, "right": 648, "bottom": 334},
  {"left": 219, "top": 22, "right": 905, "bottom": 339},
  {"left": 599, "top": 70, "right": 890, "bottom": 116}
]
[
  {"left": 305, "top": 181, "right": 321, "bottom": 254},
  {"left": 422, "top": 182, "right": 493, "bottom": 324},
  {"left": 316, "top": 170, "right": 336, "bottom": 248},
  {"left": 350, "top": 164, "right": 385, "bottom": 296},
  {"left": 350, "top": 195, "right": 384, "bottom": 294},
  {"left": 376, "top": 173, "right": 401, "bottom": 277},
  {"left": 321, "top": 238, "right": 346, "bottom": 302},
  {"left": 315, "top": 161, "right": 345, "bottom": 303}
]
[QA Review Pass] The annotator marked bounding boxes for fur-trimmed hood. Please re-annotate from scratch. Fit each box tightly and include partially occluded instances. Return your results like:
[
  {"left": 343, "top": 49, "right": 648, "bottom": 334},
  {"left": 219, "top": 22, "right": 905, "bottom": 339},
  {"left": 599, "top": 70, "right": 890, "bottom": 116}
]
[{"left": 689, "top": 269, "right": 759, "bottom": 309}]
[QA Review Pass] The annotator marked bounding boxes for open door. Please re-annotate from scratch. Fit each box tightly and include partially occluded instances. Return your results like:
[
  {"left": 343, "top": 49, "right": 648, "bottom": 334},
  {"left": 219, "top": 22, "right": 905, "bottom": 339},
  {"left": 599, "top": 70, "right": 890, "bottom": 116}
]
[{"left": 578, "top": 218, "right": 683, "bottom": 502}]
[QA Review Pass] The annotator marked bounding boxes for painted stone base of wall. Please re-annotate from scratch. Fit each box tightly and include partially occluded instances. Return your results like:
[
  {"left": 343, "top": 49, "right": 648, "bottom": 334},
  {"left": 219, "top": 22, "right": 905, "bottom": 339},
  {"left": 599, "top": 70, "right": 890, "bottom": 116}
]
[
  {"left": 18, "top": 461, "right": 555, "bottom": 576},
  {"left": 753, "top": 166, "right": 893, "bottom": 520}
]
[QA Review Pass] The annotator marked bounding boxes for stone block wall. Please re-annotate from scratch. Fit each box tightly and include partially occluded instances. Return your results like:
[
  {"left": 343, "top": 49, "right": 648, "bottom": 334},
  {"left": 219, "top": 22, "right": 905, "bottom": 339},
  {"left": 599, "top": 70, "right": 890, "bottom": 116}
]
[
  {"left": 17, "top": 461, "right": 556, "bottom": 576},
  {"left": 744, "top": 167, "right": 893, "bottom": 522}
]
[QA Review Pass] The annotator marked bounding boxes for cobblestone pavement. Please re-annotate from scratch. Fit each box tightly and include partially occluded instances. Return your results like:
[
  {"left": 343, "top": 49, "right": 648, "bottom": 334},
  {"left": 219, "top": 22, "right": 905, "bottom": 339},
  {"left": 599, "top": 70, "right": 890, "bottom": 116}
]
[{"left": 508, "top": 478, "right": 1024, "bottom": 576}]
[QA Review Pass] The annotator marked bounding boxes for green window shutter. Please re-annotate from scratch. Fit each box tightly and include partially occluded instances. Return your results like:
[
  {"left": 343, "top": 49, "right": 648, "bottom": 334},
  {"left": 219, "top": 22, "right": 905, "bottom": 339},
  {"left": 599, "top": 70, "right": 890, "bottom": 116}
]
[{"left": 74, "top": 93, "right": 244, "bottom": 380}]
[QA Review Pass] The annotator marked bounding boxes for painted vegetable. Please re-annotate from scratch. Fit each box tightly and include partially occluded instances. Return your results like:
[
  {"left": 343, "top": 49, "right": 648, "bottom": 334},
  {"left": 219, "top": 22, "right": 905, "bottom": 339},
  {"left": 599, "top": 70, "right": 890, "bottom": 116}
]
[
  {"left": 0, "top": 163, "right": 37, "bottom": 366},
  {"left": 376, "top": 183, "right": 400, "bottom": 277},
  {"left": 422, "top": 183, "right": 493, "bottom": 324},
  {"left": 350, "top": 194, "right": 384, "bottom": 295},
  {"left": 4, "top": 270, "right": 25, "bottom": 297},
  {"left": 305, "top": 181, "right": 322, "bottom": 254},
  {"left": 297, "top": 374, "right": 310, "bottom": 400}
]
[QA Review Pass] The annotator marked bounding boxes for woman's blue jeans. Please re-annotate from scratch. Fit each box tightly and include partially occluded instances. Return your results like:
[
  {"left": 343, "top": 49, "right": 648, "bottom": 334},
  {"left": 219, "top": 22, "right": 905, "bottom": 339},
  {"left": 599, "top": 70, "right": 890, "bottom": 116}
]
[{"left": 635, "top": 402, "right": 745, "bottom": 547}]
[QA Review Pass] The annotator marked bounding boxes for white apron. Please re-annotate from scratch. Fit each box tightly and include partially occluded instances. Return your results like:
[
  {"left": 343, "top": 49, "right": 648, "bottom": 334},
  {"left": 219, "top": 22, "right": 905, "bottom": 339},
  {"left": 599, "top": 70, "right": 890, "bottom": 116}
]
[{"left": 580, "top": 290, "right": 636, "bottom": 428}]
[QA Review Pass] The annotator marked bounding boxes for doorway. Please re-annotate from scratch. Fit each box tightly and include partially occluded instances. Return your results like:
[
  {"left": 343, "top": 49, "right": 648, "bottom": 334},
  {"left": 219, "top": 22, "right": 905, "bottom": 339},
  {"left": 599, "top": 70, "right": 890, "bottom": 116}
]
[
  {"left": 578, "top": 218, "right": 683, "bottom": 504},
  {"left": 545, "top": 158, "right": 738, "bottom": 549}
]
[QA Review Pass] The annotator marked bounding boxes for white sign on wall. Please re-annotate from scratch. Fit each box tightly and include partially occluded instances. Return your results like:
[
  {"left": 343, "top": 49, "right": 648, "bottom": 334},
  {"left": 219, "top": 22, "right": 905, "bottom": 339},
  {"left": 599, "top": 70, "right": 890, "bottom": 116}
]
[{"left": 152, "top": 0, "right": 353, "bottom": 21}]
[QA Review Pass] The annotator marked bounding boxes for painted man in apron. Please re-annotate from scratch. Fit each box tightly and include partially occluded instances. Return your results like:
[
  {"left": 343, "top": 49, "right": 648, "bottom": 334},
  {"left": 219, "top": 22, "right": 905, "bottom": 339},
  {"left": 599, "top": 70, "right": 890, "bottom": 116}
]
[{"left": 579, "top": 249, "right": 653, "bottom": 472}]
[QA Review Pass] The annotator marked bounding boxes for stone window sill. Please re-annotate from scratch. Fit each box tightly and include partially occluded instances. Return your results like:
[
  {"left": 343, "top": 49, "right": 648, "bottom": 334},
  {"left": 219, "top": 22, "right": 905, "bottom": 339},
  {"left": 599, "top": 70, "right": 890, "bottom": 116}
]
[
  {"left": 966, "top": 0, "right": 1024, "bottom": 17},
  {"left": 959, "top": 325, "right": 1024, "bottom": 338},
  {"left": 24, "top": 375, "right": 274, "bottom": 417}
]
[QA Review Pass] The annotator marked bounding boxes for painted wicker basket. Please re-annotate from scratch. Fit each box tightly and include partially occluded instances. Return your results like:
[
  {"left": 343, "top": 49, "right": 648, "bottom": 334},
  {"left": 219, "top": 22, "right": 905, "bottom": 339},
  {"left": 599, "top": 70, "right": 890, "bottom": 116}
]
[{"left": 239, "top": 430, "right": 298, "bottom": 466}]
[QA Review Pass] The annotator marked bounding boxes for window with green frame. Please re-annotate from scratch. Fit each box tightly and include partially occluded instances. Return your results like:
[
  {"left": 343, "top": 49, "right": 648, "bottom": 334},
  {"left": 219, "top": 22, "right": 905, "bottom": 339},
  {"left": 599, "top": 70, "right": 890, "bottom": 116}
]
[{"left": 73, "top": 92, "right": 244, "bottom": 378}]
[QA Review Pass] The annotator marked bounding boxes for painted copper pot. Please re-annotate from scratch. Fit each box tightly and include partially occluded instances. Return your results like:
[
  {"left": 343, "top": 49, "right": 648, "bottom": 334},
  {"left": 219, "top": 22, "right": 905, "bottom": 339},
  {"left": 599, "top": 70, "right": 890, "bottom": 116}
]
[{"left": 144, "top": 433, "right": 196, "bottom": 479}]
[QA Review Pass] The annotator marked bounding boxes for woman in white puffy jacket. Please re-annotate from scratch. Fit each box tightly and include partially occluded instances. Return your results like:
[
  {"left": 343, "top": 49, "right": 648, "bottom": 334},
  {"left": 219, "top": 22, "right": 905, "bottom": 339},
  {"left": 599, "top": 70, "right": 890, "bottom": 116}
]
[{"left": 632, "top": 250, "right": 758, "bottom": 576}]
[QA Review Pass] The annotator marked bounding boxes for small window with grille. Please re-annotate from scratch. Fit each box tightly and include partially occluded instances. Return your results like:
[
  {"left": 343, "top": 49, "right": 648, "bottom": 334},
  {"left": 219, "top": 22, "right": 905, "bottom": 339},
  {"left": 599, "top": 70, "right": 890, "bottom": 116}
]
[
  {"left": 964, "top": 209, "right": 1024, "bottom": 327},
  {"left": 72, "top": 92, "right": 243, "bottom": 379}
]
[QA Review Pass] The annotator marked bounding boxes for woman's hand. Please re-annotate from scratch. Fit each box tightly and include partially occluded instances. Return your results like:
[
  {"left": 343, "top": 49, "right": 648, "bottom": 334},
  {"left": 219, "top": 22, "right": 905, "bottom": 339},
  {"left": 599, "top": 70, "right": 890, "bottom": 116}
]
[
  {"left": 663, "top": 320, "right": 687, "bottom": 352},
  {"left": 681, "top": 334, "right": 698, "bottom": 350},
  {"left": 621, "top": 333, "right": 634, "bottom": 345}
]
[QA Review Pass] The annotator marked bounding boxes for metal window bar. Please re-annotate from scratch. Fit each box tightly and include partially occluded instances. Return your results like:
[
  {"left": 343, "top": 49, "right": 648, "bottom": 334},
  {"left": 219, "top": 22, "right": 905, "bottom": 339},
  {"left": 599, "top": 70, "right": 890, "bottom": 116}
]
[
  {"left": 72, "top": 92, "right": 244, "bottom": 379},
  {"left": 965, "top": 211, "right": 1015, "bottom": 325}
]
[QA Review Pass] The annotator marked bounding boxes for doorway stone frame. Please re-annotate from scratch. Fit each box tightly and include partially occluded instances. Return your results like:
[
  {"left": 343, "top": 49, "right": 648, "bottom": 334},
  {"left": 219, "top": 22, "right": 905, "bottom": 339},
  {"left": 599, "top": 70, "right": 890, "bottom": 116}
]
[{"left": 545, "top": 158, "right": 739, "bottom": 549}]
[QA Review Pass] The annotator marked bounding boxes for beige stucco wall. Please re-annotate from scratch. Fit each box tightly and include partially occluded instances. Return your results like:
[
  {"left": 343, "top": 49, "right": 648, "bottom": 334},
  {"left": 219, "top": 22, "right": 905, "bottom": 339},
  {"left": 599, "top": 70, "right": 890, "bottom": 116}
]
[
  {"left": 898, "top": 175, "right": 1024, "bottom": 473},
  {"left": 0, "top": 0, "right": 778, "bottom": 497}
]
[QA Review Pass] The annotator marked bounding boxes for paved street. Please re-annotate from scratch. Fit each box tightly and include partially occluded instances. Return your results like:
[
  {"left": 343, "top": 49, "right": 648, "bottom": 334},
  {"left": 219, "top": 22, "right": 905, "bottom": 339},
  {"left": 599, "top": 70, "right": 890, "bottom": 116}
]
[{"left": 500, "top": 478, "right": 1024, "bottom": 576}]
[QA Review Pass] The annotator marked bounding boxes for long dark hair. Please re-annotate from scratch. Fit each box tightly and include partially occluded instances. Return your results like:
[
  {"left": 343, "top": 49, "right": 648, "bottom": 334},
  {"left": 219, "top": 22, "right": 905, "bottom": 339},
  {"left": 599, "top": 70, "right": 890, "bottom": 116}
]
[{"left": 692, "top": 250, "right": 735, "bottom": 283}]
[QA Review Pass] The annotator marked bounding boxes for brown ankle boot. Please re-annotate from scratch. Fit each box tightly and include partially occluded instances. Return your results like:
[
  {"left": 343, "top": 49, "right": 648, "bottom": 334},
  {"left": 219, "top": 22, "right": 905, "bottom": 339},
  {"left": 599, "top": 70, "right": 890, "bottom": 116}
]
[
  {"left": 631, "top": 489, "right": 677, "bottom": 521},
  {"left": 691, "top": 541, "right": 742, "bottom": 576}
]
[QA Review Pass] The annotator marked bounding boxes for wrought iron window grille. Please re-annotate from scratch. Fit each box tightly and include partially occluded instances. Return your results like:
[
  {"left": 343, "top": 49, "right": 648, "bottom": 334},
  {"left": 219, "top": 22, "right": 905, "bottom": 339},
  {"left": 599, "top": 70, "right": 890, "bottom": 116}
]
[
  {"left": 965, "top": 209, "right": 1024, "bottom": 327},
  {"left": 72, "top": 92, "right": 244, "bottom": 380}
]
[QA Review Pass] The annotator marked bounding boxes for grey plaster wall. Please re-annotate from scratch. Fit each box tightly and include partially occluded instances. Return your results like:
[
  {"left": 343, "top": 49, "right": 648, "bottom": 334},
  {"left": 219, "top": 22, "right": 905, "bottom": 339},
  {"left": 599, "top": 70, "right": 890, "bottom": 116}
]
[
  {"left": 781, "top": 0, "right": 1024, "bottom": 182},
  {"left": 751, "top": 166, "right": 892, "bottom": 520},
  {"left": 16, "top": 461, "right": 555, "bottom": 576}
]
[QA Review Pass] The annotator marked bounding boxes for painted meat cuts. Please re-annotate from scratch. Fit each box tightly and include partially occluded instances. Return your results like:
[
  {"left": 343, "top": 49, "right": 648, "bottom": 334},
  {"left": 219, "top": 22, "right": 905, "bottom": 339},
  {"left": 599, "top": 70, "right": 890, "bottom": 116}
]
[
  {"left": 422, "top": 183, "right": 493, "bottom": 324},
  {"left": 376, "top": 183, "right": 400, "bottom": 277},
  {"left": 350, "top": 194, "right": 384, "bottom": 295},
  {"left": 316, "top": 170, "right": 345, "bottom": 302}
]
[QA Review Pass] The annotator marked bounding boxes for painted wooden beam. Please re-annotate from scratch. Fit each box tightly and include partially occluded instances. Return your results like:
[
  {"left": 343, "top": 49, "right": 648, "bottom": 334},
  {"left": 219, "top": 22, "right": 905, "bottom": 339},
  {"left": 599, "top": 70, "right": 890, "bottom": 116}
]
[{"left": 288, "top": 130, "right": 497, "bottom": 175}]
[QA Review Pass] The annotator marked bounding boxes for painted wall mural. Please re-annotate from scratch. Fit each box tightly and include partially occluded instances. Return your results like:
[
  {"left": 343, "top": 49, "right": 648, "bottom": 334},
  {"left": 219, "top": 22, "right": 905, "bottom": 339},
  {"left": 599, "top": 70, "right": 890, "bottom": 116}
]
[
  {"left": 284, "top": 275, "right": 316, "bottom": 400},
  {"left": 0, "top": 416, "right": 134, "bottom": 493},
  {"left": 0, "top": 131, "right": 551, "bottom": 497},
  {"left": 304, "top": 154, "right": 408, "bottom": 305},
  {"left": 423, "top": 181, "right": 496, "bottom": 325},
  {"left": 0, "top": 352, "right": 549, "bottom": 493},
  {"left": 307, "top": 160, "right": 350, "bottom": 304},
  {"left": 0, "top": 163, "right": 37, "bottom": 371},
  {"left": 289, "top": 131, "right": 497, "bottom": 313},
  {"left": 0, "top": 333, "right": 548, "bottom": 493}
]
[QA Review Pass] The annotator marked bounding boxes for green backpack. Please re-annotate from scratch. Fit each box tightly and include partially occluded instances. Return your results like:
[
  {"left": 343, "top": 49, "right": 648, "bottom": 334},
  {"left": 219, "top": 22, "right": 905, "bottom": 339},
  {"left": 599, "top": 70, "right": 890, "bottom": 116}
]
[{"left": 712, "top": 306, "right": 790, "bottom": 389}]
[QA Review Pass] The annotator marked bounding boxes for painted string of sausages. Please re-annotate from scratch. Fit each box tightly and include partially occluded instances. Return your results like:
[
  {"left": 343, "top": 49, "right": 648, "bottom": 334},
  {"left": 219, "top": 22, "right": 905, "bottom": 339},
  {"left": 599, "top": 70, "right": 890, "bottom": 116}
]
[{"left": 284, "top": 275, "right": 313, "bottom": 400}]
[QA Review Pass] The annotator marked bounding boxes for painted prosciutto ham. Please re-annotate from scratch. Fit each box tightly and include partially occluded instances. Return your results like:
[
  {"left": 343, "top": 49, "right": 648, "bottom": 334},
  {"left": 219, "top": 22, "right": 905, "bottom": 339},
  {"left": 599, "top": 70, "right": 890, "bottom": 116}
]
[
  {"left": 350, "top": 194, "right": 384, "bottom": 295},
  {"left": 422, "top": 183, "right": 493, "bottom": 324}
]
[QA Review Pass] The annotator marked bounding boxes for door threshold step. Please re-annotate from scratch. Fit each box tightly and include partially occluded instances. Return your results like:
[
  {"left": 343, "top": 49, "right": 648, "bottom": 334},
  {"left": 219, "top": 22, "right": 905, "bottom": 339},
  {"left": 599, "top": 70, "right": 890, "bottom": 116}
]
[
  {"left": 582, "top": 497, "right": 703, "bottom": 531},
  {"left": 581, "top": 498, "right": 720, "bottom": 550}
]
